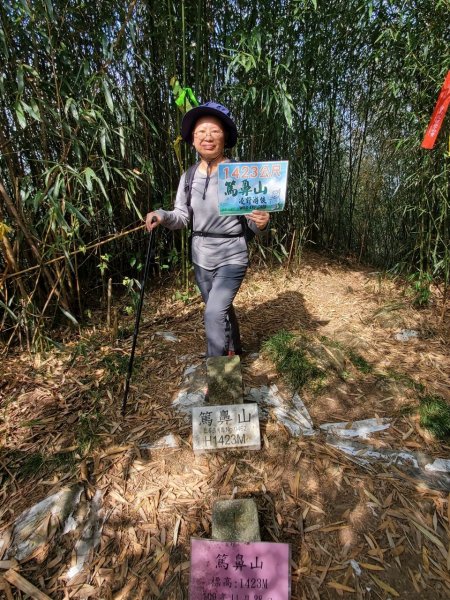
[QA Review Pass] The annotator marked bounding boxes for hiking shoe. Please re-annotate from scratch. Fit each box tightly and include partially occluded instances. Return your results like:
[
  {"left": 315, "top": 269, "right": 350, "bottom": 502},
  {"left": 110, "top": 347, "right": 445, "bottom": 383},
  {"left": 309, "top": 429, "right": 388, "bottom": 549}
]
[{"left": 228, "top": 348, "right": 244, "bottom": 357}]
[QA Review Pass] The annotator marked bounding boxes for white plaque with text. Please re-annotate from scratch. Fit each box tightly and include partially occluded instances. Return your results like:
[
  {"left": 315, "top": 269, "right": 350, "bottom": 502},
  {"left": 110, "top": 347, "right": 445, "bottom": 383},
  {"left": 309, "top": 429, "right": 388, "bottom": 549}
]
[{"left": 192, "top": 404, "right": 261, "bottom": 452}]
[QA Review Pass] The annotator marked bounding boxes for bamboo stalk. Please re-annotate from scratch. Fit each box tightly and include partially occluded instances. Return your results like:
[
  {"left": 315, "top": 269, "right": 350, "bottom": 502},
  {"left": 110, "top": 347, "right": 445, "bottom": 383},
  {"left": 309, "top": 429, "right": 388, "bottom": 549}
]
[
  {"left": 0, "top": 179, "right": 70, "bottom": 309},
  {"left": 111, "top": 307, "right": 118, "bottom": 343},
  {"left": 4, "top": 569, "right": 51, "bottom": 600},
  {"left": 286, "top": 229, "right": 297, "bottom": 271},
  {"left": 107, "top": 277, "right": 112, "bottom": 327}
]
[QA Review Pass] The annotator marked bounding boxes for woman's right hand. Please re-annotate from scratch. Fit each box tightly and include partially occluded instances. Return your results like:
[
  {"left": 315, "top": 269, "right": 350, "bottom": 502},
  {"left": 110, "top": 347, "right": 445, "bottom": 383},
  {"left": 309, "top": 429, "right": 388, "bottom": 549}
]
[{"left": 145, "top": 211, "right": 162, "bottom": 231}]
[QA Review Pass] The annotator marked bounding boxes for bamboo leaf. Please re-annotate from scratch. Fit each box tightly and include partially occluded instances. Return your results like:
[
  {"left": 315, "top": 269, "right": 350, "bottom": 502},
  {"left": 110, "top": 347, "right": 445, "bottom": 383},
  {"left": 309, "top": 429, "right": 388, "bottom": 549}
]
[
  {"left": 118, "top": 125, "right": 125, "bottom": 158},
  {"left": 370, "top": 575, "right": 399, "bottom": 597},
  {"left": 103, "top": 80, "right": 114, "bottom": 113},
  {"left": 100, "top": 128, "right": 107, "bottom": 156},
  {"left": 83, "top": 167, "right": 96, "bottom": 192},
  {"left": 14, "top": 101, "right": 26, "bottom": 128},
  {"left": 0, "top": 301, "right": 17, "bottom": 322},
  {"left": 65, "top": 201, "right": 90, "bottom": 226},
  {"left": 59, "top": 307, "right": 79, "bottom": 326},
  {"left": 20, "top": 100, "right": 41, "bottom": 123},
  {"left": 17, "top": 65, "right": 24, "bottom": 94},
  {"left": 44, "top": 0, "right": 54, "bottom": 19},
  {"left": 96, "top": 177, "right": 109, "bottom": 203}
]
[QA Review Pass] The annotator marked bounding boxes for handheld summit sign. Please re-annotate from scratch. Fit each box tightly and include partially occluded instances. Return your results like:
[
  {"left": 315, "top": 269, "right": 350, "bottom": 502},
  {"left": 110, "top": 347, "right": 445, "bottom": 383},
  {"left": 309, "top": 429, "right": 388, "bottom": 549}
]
[{"left": 218, "top": 161, "right": 288, "bottom": 215}]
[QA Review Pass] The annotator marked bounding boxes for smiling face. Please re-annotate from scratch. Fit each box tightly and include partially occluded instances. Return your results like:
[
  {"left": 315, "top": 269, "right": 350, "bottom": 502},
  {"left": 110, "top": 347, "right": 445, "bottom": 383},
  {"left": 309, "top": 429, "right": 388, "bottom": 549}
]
[{"left": 192, "top": 116, "right": 226, "bottom": 160}]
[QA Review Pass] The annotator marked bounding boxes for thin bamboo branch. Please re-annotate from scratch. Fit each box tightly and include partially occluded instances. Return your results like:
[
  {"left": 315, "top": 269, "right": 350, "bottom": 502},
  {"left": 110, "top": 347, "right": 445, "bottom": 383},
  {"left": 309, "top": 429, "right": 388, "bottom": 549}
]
[{"left": 2, "top": 223, "right": 146, "bottom": 282}]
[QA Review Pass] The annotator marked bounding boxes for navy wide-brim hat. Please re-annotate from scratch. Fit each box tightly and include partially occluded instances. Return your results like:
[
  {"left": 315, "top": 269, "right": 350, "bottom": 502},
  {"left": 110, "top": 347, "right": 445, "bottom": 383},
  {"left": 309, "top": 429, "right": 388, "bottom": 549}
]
[{"left": 181, "top": 101, "right": 238, "bottom": 149}]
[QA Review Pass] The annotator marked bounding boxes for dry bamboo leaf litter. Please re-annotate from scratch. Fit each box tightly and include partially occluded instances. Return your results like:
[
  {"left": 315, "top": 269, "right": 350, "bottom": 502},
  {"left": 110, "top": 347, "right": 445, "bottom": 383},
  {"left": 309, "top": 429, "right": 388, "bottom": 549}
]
[
  {"left": 4, "top": 568, "right": 52, "bottom": 600},
  {"left": 2, "top": 258, "right": 450, "bottom": 598}
]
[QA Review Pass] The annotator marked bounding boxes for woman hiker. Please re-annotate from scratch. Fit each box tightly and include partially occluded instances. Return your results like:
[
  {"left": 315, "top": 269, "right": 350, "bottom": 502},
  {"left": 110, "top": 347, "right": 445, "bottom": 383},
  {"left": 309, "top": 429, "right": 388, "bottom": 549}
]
[{"left": 145, "top": 101, "right": 270, "bottom": 357}]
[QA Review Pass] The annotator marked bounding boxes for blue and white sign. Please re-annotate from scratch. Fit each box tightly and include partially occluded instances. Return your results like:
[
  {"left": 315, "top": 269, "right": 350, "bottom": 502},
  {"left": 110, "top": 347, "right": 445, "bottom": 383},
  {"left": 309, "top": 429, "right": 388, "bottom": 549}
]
[{"left": 218, "top": 161, "right": 288, "bottom": 215}]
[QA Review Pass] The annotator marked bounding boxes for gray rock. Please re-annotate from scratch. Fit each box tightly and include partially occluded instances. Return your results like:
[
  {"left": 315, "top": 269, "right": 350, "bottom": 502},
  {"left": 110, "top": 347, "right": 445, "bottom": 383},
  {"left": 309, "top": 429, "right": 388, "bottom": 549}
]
[
  {"left": 212, "top": 499, "right": 261, "bottom": 542},
  {"left": 308, "top": 342, "right": 347, "bottom": 374},
  {"left": 395, "top": 329, "right": 419, "bottom": 342},
  {"left": 370, "top": 304, "right": 406, "bottom": 328}
]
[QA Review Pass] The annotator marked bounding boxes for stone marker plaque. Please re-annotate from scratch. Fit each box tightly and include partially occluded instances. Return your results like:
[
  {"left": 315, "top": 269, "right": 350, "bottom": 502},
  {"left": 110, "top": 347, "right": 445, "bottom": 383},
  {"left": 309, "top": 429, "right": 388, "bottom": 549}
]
[
  {"left": 192, "top": 404, "right": 260, "bottom": 452},
  {"left": 190, "top": 538, "right": 291, "bottom": 600}
]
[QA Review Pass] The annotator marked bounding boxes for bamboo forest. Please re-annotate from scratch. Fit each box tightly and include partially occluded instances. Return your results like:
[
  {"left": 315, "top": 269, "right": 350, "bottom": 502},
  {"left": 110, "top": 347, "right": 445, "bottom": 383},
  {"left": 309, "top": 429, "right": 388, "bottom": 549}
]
[
  {"left": 1, "top": 0, "right": 449, "bottom": 344},
  {"left": 1, "top": 1, "right": 450, "bottom": 599}
]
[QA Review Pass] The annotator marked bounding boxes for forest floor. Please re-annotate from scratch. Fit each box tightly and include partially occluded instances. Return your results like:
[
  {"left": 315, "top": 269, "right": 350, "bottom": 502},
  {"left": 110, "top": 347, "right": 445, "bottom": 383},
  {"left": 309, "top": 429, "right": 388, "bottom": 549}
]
[{"left": 1, "top": 250, "right": 450, "bottom": 600}]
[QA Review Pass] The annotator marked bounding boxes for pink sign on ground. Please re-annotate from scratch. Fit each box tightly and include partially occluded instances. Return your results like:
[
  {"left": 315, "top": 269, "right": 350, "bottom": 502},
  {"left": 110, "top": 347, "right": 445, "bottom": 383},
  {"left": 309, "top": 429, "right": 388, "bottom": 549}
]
[{"left": 190, "top": 539, "right": 291, "bottom": 600}]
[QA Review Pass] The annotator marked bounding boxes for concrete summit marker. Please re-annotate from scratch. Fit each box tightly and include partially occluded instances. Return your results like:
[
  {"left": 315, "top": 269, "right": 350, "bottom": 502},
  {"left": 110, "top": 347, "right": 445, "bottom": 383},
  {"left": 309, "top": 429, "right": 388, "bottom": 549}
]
[
  {"left": 190, "top": 538, "right": 291, "bottom": 600},
  {"left": 212, "top": 499, "right": 261, "bottom": 542},
  {"left": 206, "top": 355, "right": 243, "bottom": 405},
  {"left": 192, "top": 404, "right": 260, "bottom": 452}
]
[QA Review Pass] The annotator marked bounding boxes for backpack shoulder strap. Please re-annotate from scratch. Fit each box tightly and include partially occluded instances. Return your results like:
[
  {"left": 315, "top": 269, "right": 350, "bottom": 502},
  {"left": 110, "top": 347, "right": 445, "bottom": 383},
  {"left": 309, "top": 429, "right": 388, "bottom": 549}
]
[{"left": 184, "top": 162, "right": 201, "bottom": 207}]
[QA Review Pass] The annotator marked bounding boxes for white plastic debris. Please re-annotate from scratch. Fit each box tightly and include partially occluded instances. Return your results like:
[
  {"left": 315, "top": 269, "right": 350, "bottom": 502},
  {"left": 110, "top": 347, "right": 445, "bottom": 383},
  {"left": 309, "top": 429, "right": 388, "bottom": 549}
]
[
  {"left": 66, "top": 490, "right": 104, "bottom": 581},
  {"left": 173, "top": 390, "right": 206, "bottom": 415},
  {"left": 274, "top": 407, "right": 316, "bottom": 436},
  {"left": 326, "top": 437, "right": 450, "bottom": 491},
  {"left": 326, "top": 437, "right": 419, "bottom": 468},
  {"left": 245, "top": 385, "right": 281, "bottom": 407},
  {"left": 156, "top": 331, "right": 179, "bottom": 342},
  {"left": 139, "top": 433, "right": 179, "bottom": 449},
  {"left": 184, "top": 364, "right": 199, "bottom": 376},
  {"left": 246, "top": 385, "right": 316, "bottom": 436},
  {"left": 424, "top": 458, "right": 450, "bottom": 473},
  {"left": 350, "top": 559, "right": 362, "bottom": 576},
  {"left": 320, "top": 418, "right": 391, "bottom": 439},
  {"left": 395, "top": 329, "right": 419, "bottom": 342},
  {"left": 5, "top": 485, "right": 84, "bottom": 561},
  {"left": 292, "top": 393, "right": 315, "bottom": 429}
]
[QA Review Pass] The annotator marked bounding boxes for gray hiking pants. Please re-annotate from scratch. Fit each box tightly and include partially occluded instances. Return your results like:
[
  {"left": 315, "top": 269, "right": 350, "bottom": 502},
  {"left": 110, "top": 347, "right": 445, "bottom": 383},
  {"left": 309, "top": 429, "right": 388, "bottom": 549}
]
[{"left": 194, "top": 263, "right": 247, "bottom": 357}]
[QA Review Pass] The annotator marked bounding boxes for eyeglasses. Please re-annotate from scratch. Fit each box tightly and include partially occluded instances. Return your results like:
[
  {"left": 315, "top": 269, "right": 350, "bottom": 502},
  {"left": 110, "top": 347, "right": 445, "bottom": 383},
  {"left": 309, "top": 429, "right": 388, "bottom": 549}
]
[{"left": 193, "top": 129, "right": 224, "bottom": 140}]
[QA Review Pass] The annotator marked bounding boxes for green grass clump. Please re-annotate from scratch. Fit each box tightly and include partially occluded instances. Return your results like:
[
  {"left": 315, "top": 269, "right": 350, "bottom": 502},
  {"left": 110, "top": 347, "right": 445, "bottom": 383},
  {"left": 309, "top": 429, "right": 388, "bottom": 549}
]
[
  {"left": 11, "top": 450, "right": 77, "bottom": 480},
  {"left": 262, "top": 330, "right": 319, "bottom": 390},
  {"left": 262, "top": 330, "right": 295, "bottom": 361},
  {"left": 18, "top": 452, "right": 46, "bottom": 477},
  {"left": 419, "top": 395, "right": 450, "bottom": 439},
  {"left": 380, "top": 370, "right": 425, "bottom": 393},
  {"left": 348, "top": 350, "right": 373, "bottom": 374}
]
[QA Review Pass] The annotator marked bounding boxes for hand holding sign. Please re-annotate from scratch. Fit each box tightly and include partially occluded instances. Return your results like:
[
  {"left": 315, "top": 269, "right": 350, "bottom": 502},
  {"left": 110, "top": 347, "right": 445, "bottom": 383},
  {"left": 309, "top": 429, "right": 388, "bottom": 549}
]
[{"left": 247, "top": 210, "right": 270, "bottom": 230}]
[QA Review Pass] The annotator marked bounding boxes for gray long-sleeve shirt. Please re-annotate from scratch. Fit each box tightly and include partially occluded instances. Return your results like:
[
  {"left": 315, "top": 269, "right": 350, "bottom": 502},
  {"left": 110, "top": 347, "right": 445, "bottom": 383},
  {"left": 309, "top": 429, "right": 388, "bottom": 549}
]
[{"left": 156, "top": 167, "right": 260, "bottom": 270}]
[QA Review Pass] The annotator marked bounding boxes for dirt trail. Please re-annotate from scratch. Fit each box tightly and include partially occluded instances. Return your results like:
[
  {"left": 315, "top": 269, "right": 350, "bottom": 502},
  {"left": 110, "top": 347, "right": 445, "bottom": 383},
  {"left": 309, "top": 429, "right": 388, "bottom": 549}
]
[{"left": 1, "top": 251, "right": 449, "bottom": 599}]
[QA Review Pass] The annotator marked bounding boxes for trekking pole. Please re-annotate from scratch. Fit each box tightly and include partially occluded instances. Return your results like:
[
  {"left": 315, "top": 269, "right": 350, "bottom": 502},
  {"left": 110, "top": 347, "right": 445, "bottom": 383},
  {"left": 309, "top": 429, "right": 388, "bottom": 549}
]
[{"left": 121, "top": 218, "right": 157, "bottom": 416}]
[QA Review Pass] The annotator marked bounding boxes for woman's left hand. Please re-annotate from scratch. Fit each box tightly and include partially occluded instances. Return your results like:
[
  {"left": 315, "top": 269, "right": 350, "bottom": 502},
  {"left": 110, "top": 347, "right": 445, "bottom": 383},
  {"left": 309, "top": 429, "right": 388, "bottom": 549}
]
[{"left": 247, "top": 210, "right": 270, "bottom": 230}]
